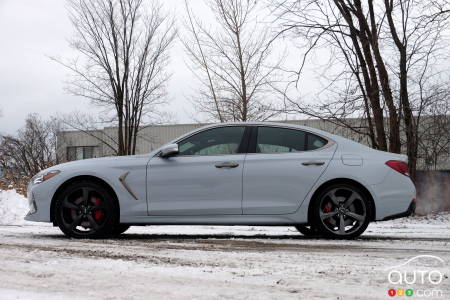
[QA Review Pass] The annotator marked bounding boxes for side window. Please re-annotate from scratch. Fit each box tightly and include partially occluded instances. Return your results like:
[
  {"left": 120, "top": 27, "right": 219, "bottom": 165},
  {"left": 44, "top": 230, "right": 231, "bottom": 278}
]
[
  {"left": 178, "top": 126, "right": 245, "bottom": 156},
  {"left": 307, "top": 133, "right": 327, "bottom": 150},
  {"left": 256, "top": 127, "right": 306, "bottom": 153}
]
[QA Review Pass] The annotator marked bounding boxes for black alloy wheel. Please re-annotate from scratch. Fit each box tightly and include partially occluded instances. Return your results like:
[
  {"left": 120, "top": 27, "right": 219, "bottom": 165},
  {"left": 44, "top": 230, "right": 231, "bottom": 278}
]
[
  {"left": 111, "top": 224, "right": 130, "bottom": 236},
  {"left": 54, "top": 181, "right": 118, "bottom": 239},
  {"left": 311, "top": 184, "right": 372, "bottom": 239},
  {"left": 294, "top": 224, "right": 322, "bottom": 237}
]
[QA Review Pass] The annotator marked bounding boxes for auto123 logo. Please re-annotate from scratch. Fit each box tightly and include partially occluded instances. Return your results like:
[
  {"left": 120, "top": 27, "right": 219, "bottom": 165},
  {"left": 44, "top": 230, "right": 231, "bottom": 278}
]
[{"left": 385, "top": 255, "right": 448, "bottom": 297}]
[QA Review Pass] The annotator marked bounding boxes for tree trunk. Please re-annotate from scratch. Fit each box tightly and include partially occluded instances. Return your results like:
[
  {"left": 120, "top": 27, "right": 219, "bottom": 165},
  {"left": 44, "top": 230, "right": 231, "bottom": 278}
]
[{"left": 384, "top": 0, "right": 417, "bottom": 181}]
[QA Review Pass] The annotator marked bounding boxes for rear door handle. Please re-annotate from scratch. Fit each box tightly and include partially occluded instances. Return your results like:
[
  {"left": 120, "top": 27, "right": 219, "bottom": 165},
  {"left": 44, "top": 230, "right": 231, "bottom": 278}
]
[
  {"left": 215, "top": 162, "right": 240, "bottom": 168},
  {"left": 302, "top": 161, "right": 325, "bottom": 166}
]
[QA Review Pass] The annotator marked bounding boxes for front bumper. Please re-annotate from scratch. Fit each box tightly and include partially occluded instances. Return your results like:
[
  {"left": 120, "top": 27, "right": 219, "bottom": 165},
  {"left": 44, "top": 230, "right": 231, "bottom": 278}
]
[
  {"left": 24, "top": 181, "right": 54, "bottom": 223},
  {"left": 24, "top": 190, "right": 39, "bottom": 221},
  {"left": 26, "top": 192, "right": 38, "bottom": 216}
]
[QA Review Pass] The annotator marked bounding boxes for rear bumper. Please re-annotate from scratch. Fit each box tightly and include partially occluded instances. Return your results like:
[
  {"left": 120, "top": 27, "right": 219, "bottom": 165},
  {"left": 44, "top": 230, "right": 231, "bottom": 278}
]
[
  {"left": 370, "top": 168, "right": 416, "bottom": 220},
  {"left": 382, "top": 200, "right": 416, "bottom": 221}
]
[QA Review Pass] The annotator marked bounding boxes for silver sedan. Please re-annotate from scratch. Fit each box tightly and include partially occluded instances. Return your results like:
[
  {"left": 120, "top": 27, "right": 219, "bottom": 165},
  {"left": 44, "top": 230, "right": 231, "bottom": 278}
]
[{"left": 26, "top": 122, "right": 416, "bottom": 239}]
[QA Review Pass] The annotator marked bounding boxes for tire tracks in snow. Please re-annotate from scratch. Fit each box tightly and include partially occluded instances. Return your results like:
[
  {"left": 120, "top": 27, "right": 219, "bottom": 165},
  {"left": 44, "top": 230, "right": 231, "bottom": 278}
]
[
  {"left": 0, "top": 242, "right": 216, "bottom": 267},
  {"left": 1, "top": 235, "right": 449, "bottom": 268}
]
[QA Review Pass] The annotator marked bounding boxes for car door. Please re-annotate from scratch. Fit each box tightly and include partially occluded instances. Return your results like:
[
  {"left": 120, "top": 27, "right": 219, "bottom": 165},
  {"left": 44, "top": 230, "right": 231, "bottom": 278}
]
[
  {"left": 147, "top": 126, "right": 248, "bottom": 215},
  {"left": 243, "top": 126, "right": 337, "bottom": 214}
]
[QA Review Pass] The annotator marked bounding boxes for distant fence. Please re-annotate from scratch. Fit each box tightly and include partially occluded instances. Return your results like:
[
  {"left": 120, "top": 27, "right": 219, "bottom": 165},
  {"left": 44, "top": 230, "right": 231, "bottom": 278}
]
[{"left": 416, "top": 171, "right": 450, "bottom": 215}]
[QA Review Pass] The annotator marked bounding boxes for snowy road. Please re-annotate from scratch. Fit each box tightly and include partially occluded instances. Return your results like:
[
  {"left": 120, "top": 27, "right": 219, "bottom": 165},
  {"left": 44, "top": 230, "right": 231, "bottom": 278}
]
[{"left": 0, "top": 217, "right": 449, "bottom": 300}]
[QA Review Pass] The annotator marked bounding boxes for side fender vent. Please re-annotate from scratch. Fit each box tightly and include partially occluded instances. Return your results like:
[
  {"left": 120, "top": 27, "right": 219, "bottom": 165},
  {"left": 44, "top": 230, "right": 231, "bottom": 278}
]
[{"left": 119, "top": 172, "right": 139, "bottom": 200}]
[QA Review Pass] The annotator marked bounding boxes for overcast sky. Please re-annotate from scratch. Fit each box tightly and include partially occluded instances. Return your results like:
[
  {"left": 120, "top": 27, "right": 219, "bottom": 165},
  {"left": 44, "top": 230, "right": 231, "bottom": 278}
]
[
  {"left": 0, "top": 0, "right": 196, "bottom": 134},
  {"left": 0, "top": 0, "right": 316, "bottom": 135}
]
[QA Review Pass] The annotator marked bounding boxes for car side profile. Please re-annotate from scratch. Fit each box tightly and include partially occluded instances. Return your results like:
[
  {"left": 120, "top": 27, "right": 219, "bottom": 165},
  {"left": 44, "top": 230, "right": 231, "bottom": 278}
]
[{"left": 25, "top": 122, "right": 416, "bottom": 239}]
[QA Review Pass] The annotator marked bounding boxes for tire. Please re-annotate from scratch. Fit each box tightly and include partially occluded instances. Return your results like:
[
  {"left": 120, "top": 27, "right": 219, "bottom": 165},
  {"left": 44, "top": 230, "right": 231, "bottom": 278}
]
[
  {"left": 54, "top": 180, "right": 119, "bottom": 239},
  {"left": 111, "top": 224, "right": 130, "bottom": 236},
  {"left": 310, "top": 183, "right": 372, "bottom": 239},
  {"left": 294, "top": 224, "right": 322, "bottom": 237}
]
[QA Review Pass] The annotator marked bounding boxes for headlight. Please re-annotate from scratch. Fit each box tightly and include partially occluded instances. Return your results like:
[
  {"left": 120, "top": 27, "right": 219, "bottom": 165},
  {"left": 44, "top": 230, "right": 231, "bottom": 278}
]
[{"left": 33, "top": 170, "right": 61, "bottom": 184}]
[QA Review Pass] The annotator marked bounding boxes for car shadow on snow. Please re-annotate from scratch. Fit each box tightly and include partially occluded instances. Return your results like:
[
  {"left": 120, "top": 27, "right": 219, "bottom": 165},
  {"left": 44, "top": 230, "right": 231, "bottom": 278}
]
[
  {"left": 37, "top": 232, "right": 450, "bottom": 243},
  {"left": 113, "top": 233, "right": 450, "bottom": 242}
]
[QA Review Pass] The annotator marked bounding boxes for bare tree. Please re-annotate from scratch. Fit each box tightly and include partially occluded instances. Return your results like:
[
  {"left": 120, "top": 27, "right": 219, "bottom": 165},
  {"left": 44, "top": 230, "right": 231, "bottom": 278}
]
[
  {"left": 271, "top": 0, "right": 450, "bottom": 181},
  {"left": 53, "top": 0, "right": 175, "bottom": 155},
  {"left": 417, "top": 86, "right": 450, "bottom": 170},
  {"left": 382, "top": 0, "right": 450, "bottom": 180},
  {"left": 0, "top": 114, "right": 61, "bottom": 192},
  {"left": 181, "top": 0, "right": 283, "bottom": 122}
]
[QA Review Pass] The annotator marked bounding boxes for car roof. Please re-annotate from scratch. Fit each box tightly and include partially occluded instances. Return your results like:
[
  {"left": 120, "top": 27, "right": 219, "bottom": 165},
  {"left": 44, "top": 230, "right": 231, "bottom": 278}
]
[
  {"left": 196, "top": 121, "right": 334, "bottom": 138},
  {"left": 170, "top": 121, "right": 336, "bottom": 143}
]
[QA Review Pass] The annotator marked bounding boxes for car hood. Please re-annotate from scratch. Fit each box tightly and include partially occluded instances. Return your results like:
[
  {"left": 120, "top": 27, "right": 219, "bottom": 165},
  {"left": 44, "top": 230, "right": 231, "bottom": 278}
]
[{"left": 37, "top": 154, "right": 152, "bottom": 176}]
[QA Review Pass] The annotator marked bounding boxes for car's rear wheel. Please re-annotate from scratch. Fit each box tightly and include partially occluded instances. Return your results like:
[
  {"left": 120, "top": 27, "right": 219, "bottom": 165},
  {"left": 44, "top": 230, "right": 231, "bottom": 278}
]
[
  {"left": 311, "top": 183, "right": 371, "bottom": 239},
  {"left": 54, "top": 181, "right": 119, "bottom": 239}
]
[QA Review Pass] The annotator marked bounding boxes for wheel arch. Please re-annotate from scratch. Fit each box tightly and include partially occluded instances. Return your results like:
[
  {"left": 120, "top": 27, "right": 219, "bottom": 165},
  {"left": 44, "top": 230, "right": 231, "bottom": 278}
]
[
  {"left": 307, "top": 178, "right": 376, "bottom": 224},
  {"left": 50, "top": 175, "right": 120, "bottom": 225}
]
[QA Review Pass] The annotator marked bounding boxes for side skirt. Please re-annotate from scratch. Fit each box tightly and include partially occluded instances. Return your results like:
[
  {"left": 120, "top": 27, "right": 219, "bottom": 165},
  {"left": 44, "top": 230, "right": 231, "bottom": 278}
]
[{"left": 119, "top": 214, "right": 306, "bottom": 226}]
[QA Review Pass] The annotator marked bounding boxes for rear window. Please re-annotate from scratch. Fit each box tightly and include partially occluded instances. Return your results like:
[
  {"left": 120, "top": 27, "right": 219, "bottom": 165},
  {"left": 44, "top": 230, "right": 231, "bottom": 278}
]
[
  {"left": 256, "top": 127, "right": 306, "bottom": 153},
  {"left": 306, "top": 133, "right": 328, "bottom": 150},
  {"left": 255, "top": 127, "right": 328, "bottom": 153}
]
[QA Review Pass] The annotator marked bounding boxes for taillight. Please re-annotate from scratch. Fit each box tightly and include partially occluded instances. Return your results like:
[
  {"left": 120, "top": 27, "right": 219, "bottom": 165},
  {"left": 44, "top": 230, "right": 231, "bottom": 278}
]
[{"left": 385, "top": 160, "right": 409, "bottom": 176}]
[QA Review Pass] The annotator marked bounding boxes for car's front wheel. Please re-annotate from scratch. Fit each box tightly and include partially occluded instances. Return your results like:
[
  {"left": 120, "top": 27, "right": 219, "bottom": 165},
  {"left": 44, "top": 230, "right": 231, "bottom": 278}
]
[
  {"left": 310, "top": 183, "right": 372, "bottom": 239},
  {"left": 111, "top": 224, "right": 130, "bottom": 236},
  {"left": 54, "top": 180, "right": 119, "bottom": 239},
  {"left": 294, "top": 224, "right": 322, "bottom": 237}
]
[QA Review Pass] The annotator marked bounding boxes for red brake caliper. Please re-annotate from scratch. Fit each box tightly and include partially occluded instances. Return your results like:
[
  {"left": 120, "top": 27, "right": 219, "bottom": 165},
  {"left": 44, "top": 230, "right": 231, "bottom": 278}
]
[
  {"left": 323, "top": 203, "right": 332, "bottom": 213},
  {"left": 94, "top": 198, "right": 104, "bottom": 221},
  {"left": 322, "top": 203, "right": 332, "bottom": 221}
]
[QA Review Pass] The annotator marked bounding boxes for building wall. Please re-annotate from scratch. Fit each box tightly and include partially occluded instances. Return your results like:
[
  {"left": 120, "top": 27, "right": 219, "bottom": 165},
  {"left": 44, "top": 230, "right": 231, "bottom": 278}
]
[
  {"left": 133, "top": 123, "right": 205, "bottom": 154},
  {"left": 57, "top": 130, "right": 105, "bottom": 161}
]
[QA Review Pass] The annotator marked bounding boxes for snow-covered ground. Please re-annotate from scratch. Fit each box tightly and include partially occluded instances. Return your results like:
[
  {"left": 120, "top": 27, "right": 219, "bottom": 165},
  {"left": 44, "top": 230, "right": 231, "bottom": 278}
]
[
  {"left": 0, "top": 189, "right": 449, "bottom": 299},
  {"left": 0, "top": 189, "right": 29, "bottom": 225}
]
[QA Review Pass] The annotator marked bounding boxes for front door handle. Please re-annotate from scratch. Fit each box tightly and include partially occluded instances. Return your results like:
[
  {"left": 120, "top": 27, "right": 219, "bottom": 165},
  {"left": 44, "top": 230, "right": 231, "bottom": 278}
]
[
  {"left": 302, "top": 161, "right": 325, "bottom": 166},
  {"left": 215, "top": 162, "right": 240, "bottom": 168}
]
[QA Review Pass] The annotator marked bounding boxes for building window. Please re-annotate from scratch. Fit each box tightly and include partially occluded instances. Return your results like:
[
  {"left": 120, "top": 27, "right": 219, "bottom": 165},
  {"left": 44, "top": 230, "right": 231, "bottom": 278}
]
[{"left": 67, "top": 146, "right": 98, "bottom": 161}]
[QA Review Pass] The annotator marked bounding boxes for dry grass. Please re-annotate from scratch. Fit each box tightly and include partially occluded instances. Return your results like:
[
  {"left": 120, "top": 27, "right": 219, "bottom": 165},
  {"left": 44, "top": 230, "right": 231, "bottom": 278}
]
[{"left": 0, "top": 172, "right": 28, "bottom": 197}]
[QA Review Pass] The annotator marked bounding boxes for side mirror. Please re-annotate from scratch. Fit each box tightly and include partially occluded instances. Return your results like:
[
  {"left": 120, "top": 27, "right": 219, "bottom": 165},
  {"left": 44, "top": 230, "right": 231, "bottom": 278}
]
[{"left": 160, "top": 143, "right": 179, "bottom": 158}]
